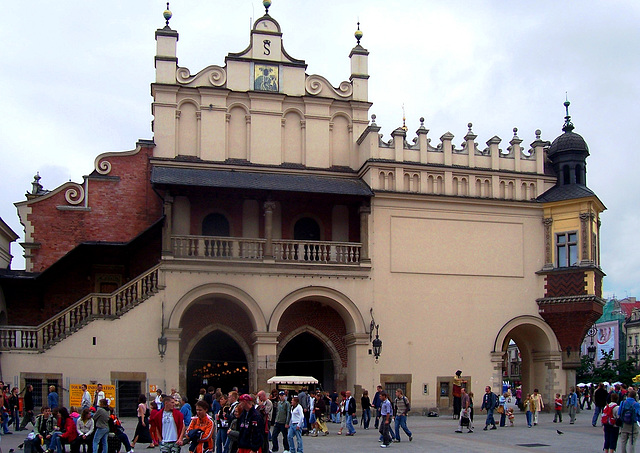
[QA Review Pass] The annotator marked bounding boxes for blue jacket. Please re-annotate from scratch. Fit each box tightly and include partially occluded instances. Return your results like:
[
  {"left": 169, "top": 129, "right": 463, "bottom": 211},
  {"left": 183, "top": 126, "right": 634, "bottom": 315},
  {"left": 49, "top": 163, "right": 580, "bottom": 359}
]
[{"left": 481, "top": 392, "right": 498, "bottom": 411}]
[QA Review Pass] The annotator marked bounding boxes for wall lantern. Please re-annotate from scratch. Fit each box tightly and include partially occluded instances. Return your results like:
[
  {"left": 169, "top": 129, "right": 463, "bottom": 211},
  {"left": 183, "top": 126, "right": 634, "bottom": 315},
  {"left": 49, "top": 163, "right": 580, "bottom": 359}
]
[
  {"left": 158, "top": 300, "right": 167, "bottom": 361},
  {"left": 369, "top": 308, "right": 382, "bottom": 363},
  {"left": 158, "top": 334, "right": 168, "bottom": 361}
]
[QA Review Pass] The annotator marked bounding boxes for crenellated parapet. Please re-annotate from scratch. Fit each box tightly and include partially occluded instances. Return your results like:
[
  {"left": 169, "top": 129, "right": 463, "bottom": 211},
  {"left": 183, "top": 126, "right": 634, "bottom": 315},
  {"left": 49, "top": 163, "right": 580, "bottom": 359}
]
[{"left": 357, "top": 116, "right": 554, "bottom": 201}]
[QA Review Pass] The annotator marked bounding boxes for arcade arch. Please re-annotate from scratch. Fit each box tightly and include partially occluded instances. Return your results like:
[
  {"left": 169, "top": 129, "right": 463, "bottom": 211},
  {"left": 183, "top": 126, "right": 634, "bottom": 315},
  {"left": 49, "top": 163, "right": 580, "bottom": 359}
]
[{"left": 493, "top": 315, "right": 562, "bottom": 403}]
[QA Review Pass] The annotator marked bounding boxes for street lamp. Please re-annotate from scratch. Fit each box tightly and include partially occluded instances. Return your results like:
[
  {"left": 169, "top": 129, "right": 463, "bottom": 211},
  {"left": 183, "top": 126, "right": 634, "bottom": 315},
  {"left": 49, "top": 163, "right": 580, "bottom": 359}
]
[{"left": 587, "top": 325, "right": 597, "bottom": 363}]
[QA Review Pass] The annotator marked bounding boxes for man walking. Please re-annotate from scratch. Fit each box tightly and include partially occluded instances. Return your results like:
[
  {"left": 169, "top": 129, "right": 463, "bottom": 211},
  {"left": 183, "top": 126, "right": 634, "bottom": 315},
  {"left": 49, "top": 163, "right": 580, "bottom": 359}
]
[
  {"left": 393, "top": 389, "right": 412, "bottom": 442},
  {"left": 455, "top": 387, "right": 474, "bottom": 433},
  {"left": 345, "top": 391, "right": 356, "bottom": 436},
  {"left": 567, "top": 386, "right": 578, "bottom": 424},
  {"left": 236, "top": 394, "right": 263, "bottom": 453},
  {"left": 379, "top": 392, "right": 392, "bottom": 448},
  {"left": 153, "top": 395, "right": 185, "bottom": 453},
  {"left": 80, "top": 384, "right": 91, "bottom": 411},
  {"left": 373, "top": 385, "right": 383, "bottom": 429},
  {"left": 272, "top": 391, "right": 290, "bottom": 453},
  {"left": 297, "top": 388, "right": 310, "bottom": 436},
  {"left": 593, "top": 383, "right": 608, "bottom": 427},
  {"left": 481, "top": 386, "right": 497, "bottom": 430},
  {"left": 93, "top": 383, "right": 105, "bottom": 409},
  {"left": 618, "top": 388, "right": 640, "bottom": 452},
  {"left": 19, "top": 384, "right": 35, "bottom": 430}
]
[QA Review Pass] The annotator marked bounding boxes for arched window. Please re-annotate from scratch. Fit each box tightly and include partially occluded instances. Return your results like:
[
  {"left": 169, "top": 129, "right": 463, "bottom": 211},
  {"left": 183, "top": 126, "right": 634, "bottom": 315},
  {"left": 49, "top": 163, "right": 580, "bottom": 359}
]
[
  {"left": 294, "top": 217, "right": 320, "bottom": 241},
  {"left": 294, "top": 217, "right": 321, "bottom": 261},
  {"left": 202, "top": 213, "right": 230, "bottom": 237}
]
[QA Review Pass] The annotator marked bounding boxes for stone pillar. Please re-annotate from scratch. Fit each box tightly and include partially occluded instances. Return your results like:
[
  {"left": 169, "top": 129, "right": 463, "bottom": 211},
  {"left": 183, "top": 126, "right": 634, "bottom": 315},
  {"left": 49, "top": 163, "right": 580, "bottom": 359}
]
[
  {"left": 252, "top": 331, "right": 280, "bottom": 392},
  {"left": 345, "top": 332, "right": 371, "bottom": 391},
  {"left": 490, "top": 352, "right": 505, "bottom": 394},
  {"left": 162, "top": 195, "right": 174, "bottom": 257},
  {"left": 533, "top": 351, "right": 562, "bottom": 408},
  {"left": 359, "top": 205, "right": 371, "bottom": 263},
  {"left": 263, "top": 201, "right": 276, "bottom": 260},
  {"left": 580, "top": 212, "right": 594, "bottom": 266},
  {"left": 164, "top": 327, "right": 182, "bottom": 394},
  {"left": 543, "top": 217, "right": 553, "bottom": 270}
]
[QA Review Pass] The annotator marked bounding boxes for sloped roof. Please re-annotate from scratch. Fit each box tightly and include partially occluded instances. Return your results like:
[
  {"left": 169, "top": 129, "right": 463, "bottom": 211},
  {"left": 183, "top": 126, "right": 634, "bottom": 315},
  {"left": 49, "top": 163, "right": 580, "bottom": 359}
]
[
  {"left": 537, "top": 184, "right": 601, "bottom": 204},
  {"left": 151, "top": 166, "right": 373, "bottom": 197}
]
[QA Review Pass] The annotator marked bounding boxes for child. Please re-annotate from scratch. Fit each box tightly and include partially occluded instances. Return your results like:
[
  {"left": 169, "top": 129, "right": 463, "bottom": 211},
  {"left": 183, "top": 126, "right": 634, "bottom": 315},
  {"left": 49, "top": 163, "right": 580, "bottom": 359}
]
[
  {"left": 507, "top": 407, "right": 515, "bottom": 427},
  {"left": 553, "top": 393, "right": 563, "bottom": 423},
  {"left": 524, "top": 394, "right": 534, "bottom": 428}
]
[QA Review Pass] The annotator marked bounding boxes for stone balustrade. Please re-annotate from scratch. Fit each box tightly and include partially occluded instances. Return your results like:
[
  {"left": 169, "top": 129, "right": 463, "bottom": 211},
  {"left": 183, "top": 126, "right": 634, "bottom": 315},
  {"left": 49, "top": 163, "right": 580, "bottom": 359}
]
[
  {"left": 171, "top": 235, "right": 362, "bottom": 264},
  {"left": 0, "top": 265, "right": 160, "bottom": 352}
]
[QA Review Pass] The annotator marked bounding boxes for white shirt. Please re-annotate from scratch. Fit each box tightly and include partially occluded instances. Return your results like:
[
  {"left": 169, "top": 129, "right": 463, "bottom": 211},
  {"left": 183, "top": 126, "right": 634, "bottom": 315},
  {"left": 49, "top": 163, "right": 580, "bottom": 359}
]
[
  {"left": 81, "top": 390, "right": 91, "bottom": 409},
  {"left": 162, "top": 410, "right": 178, "bottom": 442},
  {"left": 290, "top": 404, "right": 304, "bottom": 425}
]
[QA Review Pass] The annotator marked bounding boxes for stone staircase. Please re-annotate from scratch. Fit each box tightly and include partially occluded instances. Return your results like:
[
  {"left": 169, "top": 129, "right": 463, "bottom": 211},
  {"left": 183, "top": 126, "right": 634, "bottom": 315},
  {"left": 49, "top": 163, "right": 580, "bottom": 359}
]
[{"left": 0, "top": 264, "right": 162, "bottom": 352}]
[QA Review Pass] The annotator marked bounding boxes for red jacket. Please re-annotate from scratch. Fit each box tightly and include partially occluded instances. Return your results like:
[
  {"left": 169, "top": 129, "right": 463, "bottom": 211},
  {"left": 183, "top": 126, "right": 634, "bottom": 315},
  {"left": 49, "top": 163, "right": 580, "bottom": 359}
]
[
  {"left": 151, "top": 408, "right": 184, "bottom": 442},
  {"left": 59, "top": 417, "right": 78, "bottom": 443}
]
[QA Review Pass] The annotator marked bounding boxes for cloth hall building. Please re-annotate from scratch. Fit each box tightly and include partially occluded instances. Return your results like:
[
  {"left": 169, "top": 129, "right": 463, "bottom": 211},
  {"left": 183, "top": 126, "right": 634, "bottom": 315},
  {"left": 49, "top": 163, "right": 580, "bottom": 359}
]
[{"left": 0, "top": 4, "right": 606, "bottom": 414}]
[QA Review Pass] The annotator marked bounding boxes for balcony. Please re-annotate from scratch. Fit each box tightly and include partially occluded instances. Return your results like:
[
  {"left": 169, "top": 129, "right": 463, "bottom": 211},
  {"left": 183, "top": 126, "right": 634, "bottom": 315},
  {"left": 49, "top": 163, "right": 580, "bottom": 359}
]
[{"left": 170, "top": 235, "right": 363, "bottom": 264}]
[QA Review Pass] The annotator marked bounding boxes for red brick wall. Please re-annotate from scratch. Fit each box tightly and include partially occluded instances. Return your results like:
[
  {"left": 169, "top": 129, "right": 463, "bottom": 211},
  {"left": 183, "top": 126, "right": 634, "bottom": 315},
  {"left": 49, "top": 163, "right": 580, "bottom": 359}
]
[
  {"left": 26, "top": 146, "right": 162, "bottom": 272},
  {"left": 544, "top": 271, "right": 587, "bottom": 297},
  {"left": 179, "top": 298, "right": 255, "bottom": 356}
]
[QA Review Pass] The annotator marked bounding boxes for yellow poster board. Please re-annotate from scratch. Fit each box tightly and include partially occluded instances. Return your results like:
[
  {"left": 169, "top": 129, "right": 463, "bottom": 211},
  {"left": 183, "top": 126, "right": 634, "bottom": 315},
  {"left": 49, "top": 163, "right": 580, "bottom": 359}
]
[{"left": 69, "top": 384, "right": 116, "bottom": 409}]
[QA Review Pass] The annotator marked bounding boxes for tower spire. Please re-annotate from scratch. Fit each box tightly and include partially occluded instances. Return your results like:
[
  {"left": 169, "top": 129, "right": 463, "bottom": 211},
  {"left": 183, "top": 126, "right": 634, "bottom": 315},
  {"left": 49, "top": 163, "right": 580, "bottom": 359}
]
[
  {"left": 163, "top": 2, "right": 172, "bottom": 28},
  {"left": 562, "top": 94, "right": 574, "bottom": 133},
  {"left": 354, "top": 21, "right": 363, "bottom": 45}
]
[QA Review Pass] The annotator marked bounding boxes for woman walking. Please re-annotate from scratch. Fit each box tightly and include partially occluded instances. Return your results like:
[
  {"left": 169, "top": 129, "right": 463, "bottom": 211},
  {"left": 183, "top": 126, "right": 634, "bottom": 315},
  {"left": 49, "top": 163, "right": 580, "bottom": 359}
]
[{"left": 131, "top": 394, "right": 153, "bottom": 449}]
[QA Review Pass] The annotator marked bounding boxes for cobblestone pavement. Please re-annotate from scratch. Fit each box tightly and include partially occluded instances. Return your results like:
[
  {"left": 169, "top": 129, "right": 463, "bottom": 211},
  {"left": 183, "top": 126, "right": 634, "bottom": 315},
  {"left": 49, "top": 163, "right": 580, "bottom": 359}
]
[{"left": 0, "top": 411, "right": 607, "bottom": 453}]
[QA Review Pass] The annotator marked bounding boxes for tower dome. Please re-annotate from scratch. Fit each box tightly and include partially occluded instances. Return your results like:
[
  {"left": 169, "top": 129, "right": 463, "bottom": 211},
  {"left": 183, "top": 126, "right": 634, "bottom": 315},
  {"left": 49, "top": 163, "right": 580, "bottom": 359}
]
[{"left": 546, "top": 100, "right": 589, "bottom": 186}]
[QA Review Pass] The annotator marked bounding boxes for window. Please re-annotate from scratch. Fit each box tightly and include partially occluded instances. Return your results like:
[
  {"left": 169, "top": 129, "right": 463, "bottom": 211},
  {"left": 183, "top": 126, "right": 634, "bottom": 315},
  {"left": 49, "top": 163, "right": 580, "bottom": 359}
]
[
  {"left": 556, "top": 232, "right": 578, "bottom": 267},
  {"left": 202, "top": 213, "right": 230, "bottom": 237}
]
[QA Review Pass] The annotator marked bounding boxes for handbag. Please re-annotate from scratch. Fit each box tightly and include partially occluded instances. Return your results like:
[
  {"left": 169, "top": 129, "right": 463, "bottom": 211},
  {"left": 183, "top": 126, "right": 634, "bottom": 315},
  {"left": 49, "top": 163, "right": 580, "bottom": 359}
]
[
  {"left": 352, "top": 415, "right": 358, "bottom": 425},
  {"left": 496, "top": 405, "right": 505, "bottom": 414}
]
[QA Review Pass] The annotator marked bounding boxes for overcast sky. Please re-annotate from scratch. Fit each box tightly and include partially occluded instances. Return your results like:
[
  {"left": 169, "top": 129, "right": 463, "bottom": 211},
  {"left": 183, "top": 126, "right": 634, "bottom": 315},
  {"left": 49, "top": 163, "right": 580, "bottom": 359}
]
[{"left": 1, "top": 1, "right": 638, "bottom": 299}]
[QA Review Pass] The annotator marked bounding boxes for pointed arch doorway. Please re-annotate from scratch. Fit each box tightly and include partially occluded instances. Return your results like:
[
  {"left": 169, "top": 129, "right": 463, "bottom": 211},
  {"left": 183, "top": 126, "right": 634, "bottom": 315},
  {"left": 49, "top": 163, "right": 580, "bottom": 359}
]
[
  {"left": 277, "top": 331, "right": 336, "bottom": 390},
  {"left": 186, "top": 330, "right": 249, "bottom": 401}
]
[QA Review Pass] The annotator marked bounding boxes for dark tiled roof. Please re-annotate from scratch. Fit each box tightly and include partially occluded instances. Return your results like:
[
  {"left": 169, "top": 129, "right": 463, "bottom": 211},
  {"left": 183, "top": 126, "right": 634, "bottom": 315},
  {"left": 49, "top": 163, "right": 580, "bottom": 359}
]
[
  {"left": 537, "top": 184, "right": 598, "bottom": 203},
  {"left": 548, "top": 131, "right": 589, "bottom": 157},
  {"left": 151, "top": 166, "right": 374, "bottom": 197}
]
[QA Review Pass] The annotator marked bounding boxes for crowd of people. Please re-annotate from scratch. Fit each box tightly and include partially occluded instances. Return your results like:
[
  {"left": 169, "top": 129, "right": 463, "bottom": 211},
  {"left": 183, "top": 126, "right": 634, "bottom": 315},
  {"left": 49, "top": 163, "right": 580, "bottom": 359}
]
[
  {"left": 451, "top": 381, "right": 640, "bottom": 453},
  {"left": 0, "top": 382, "right": 413, "bottom": 453},
  {"left": 10, "top": 379, "right": 640, "bottom": 452}
]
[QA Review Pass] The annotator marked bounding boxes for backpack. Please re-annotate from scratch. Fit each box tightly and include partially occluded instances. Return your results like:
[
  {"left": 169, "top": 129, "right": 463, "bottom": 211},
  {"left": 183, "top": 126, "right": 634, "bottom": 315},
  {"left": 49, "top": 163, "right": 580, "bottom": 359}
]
[
  {"left": 601, "top": 403, "right": 617, "bottom": 426},
  {"left": 620, "top": 400, "right": 639, "bottom": 425}
]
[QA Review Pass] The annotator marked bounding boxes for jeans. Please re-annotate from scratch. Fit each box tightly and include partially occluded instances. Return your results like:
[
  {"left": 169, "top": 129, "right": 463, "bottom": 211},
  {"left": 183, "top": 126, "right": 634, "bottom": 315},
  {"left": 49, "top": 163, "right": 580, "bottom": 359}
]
[
  {"left": 379, "top": 420, "right": 392, "bottom": 446},
  {"left": 2, "top": 412, "right": 10, "bottom": 433},
  {"left": 394, "top": 415, "right": 411, "bottom": 440},
  {"left": 569, "top": 406, "right": 576, "bottom": 423},
  {"left": 287, "top": 424, "right": 303, "bottom": 453},
  {"left": 215, "top": 426, "right": 227, "bottom": 453},
  {"left": 362, "top": 409, "right": 371, "bottom": 429},
  {"left": 92, "top": 427, "right": 109, "bottom": 453},
  {"left": 271, "top": 422, "right": 289, "bottom": 451},
  {"left": 593, "top": 406, "right": 604, "bottom": 426},
  {"left": 346, "top": 415, "right": 355, "bottom": 435},
  {"left": 51, "top": 432, "right": 68, "bottom": 453},
  {"left": 485, "top": 409, "right": 496, "bottom": 427},
  {"left": 9, "top": 407, "right": 20, "bottom": 430},
  {"left": 526, "top": 411, "right": 532, "bottom": 427}
]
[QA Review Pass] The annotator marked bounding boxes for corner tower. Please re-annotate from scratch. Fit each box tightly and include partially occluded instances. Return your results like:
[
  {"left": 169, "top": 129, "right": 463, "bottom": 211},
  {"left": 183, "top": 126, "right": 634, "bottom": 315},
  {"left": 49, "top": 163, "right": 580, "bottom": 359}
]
[{"left": 536, "top": 101, "right": 606, "bottom": 385}]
